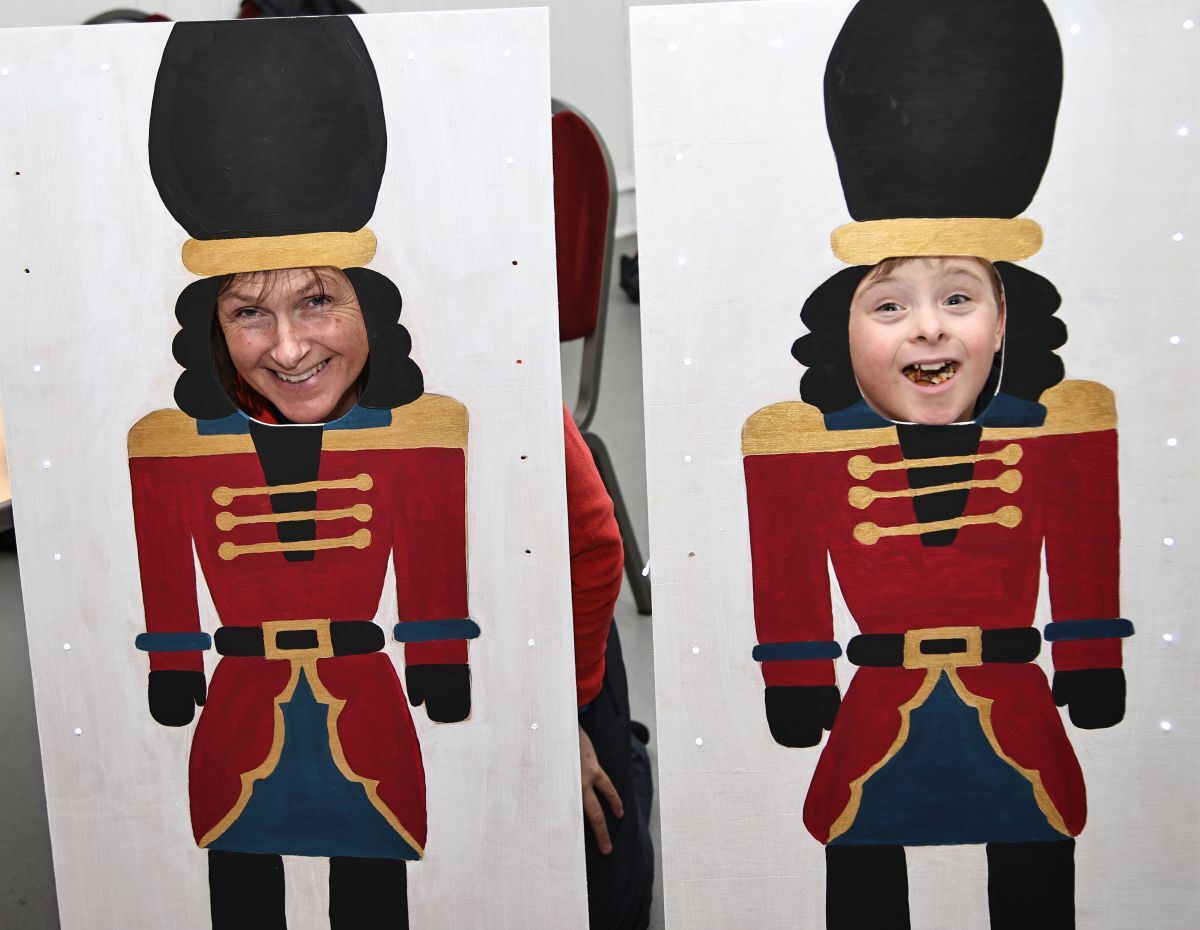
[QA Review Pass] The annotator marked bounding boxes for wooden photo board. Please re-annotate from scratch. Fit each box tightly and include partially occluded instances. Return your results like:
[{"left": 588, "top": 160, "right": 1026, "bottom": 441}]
[
  {"left": 0, "top": 10, "right": 587, "bottom": 929},
  {"left": 632, "top": 1, "right": 1198, "bottom": 927}
]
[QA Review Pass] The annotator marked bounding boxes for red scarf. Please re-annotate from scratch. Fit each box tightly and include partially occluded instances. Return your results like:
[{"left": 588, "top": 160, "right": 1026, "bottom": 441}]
[{"left": 230, "top": 374, "right": 284, "bottom": 424}]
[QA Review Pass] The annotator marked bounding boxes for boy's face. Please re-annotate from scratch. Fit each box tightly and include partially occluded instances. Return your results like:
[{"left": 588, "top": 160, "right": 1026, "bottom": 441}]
[{"left": 847, "top": 256, "right": 1005, "bottom": 425}]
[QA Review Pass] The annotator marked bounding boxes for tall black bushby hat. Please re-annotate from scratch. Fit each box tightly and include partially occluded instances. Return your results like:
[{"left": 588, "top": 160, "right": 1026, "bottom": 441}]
[
  {"left": 149, "top": 16, "right": 386, "bottom": 275},
  {"left": 150, "top": 17, "right": 424, "bottom": 418},
  {"left": 823, "top": 0, "right": 1062, "bottom": 265}
]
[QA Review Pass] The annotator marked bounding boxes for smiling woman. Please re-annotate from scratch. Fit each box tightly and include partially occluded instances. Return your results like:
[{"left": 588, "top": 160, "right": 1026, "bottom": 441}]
[{"left": 212, "top": 266, "right": 371, "bottom": 424}]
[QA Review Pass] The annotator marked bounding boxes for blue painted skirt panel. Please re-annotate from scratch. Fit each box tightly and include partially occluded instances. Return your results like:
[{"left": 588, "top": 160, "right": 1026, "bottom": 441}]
[
  {"left": 209, "top": 669, "right": 420, "bottom": 860},
  {"left": 832, "top": 674, "right": 1063, "bottom": 846}
]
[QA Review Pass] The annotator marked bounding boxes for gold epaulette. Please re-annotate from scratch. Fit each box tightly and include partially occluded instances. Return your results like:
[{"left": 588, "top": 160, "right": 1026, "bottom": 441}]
[
  {"left": 128, "top": 394, "right": 468, "bottom": 459},
  {"left": 741, "top": 380, "right": 1115, "bottom": 457},
  {"left": 986, "top": 380, "right": 1115, "bottom": 440},
  {"left": 742, "top": 402, "right": 889, "bottom": 455}
]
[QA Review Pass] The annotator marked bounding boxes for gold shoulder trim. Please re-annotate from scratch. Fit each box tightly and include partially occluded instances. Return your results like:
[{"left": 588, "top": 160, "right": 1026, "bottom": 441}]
[
  {"left": 128, "top": 395, "right": 468, "bottom": 459},
  {"left": 985, "top": 380, "right": 1116, "bottom": 441},
  {"left": 741, "top": 381, "right": 1115, "bottom": 457},
  {"left": 742, "top": 402, "right": 891, "bottom": 455},
  {"left": 324, "top": 394, "right": 468, "bottom": 453},
  {"left": 128, "top": 409, "right": 255, "bottom": 458}
]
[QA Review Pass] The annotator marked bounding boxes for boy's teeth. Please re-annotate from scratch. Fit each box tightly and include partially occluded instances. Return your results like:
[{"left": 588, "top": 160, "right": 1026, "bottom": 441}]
[
  {"left": 275, "top": 359, "right": 327, "bottom": 383},
  {"left": 903, "top": 361, "right": 958, "bottom": 385}
]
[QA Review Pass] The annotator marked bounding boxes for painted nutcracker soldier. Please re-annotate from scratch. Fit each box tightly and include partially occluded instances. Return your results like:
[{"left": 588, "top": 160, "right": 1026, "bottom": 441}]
[
  {"left": 128, "top": 17, "right": 475, "bottom": 928},
  {"left": 742, "top": 2, "right": 1132, "bottom": 927}
]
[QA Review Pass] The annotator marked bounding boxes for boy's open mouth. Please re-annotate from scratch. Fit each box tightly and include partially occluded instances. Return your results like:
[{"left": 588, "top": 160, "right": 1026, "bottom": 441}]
[{"left": 902, "top": 360, "right": 959, "bottom": 386}]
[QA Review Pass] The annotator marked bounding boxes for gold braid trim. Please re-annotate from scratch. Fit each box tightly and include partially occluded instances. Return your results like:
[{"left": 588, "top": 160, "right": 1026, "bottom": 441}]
[
  {"left": 182, "top": 228, "right": 377, "bottom": 276},
  {"left": 831, "top": 218, "right": 1042, "bottom": 265}
]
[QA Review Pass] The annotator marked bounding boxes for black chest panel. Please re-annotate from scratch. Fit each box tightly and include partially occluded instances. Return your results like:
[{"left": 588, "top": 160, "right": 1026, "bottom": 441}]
[
  {"left": 897, "top": 424, "right": 983, "bottom": 546},
  {"left": 249, "top": 421, "right": 325, "bottom": 562}
]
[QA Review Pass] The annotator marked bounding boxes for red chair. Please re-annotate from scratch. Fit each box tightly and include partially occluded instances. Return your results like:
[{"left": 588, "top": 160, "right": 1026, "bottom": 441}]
[
  {"left": 0, "top": 404, "right": 10, "bottom": 534},
  {"left": 552, "top": 99, "right": 651, "bottom": 615}
]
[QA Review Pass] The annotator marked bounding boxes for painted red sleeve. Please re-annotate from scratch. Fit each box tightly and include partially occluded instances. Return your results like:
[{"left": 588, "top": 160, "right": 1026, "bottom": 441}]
[
  {"left": 1043, "top": 429, "right": 1124, "bottom": 670},
  {"left": 745, "top": 452, "right": 837, "bottom": 687},
  {"left": 394, "top": 448, "right": 471, "bottom": 666},
  {"left": 563, "top": 407, "right": 621, "bottom": 707},
  {"left": 129, "top": 456, "right": 203, "bottom": 673}
]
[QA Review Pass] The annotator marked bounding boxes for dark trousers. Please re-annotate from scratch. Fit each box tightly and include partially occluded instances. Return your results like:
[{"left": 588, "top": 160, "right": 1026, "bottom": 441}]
[
  {"left": 209, "top": 851, "right": 408, "bottom": 929},
  {"left": 825, "top": 839, "right": 1076, "bottom": 929},
  {"left": 580, "top": 622, "right": 655, "bottom": 930}
]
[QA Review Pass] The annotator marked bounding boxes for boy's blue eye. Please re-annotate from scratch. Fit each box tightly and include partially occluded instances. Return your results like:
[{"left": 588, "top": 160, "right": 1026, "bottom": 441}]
[
  {"left": 945, "top": 293, "right": 970, "bottom": 306},
  {"left": 876, "top": 301, "right": 903, "bottom": 313}
]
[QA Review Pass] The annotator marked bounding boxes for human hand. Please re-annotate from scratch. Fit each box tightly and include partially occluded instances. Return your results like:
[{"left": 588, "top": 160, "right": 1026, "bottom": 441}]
[
  {"left": 147, "top": 670, "right": 207, "bottom": 727},
  {"left": 580, "top": 723, "right": 623, "bottom": 854}
]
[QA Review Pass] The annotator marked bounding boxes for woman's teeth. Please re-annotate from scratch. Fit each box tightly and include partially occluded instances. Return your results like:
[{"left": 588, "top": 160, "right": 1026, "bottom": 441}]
[
  {"left": 903, "top": 361, "right": 958, "bottom": 386},
  {"left": 274, "top": 359, "right": 328, "bottom": 383}
]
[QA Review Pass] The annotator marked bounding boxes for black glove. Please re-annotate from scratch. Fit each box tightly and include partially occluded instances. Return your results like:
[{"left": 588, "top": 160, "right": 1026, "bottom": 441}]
[
  {"left": 765, "top": 685, "right": 841, "bottom": 748},
  {"left": 148, "top": 670, "right": 207, "bottom": 727},
  {"left": 1052, "top": 668, "right": 1126, "bottom": 729},
  {"left": 407, "top": 664, "right": 471, "bottom": 723}
]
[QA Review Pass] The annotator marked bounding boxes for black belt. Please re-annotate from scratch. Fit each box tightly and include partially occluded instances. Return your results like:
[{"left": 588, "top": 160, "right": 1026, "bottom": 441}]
[
  {"left": 847, "top": 626, "right": 1041, "bottom": 667},
  {"left": 215, "top": 621, "right": 384, "bottom": 658}
]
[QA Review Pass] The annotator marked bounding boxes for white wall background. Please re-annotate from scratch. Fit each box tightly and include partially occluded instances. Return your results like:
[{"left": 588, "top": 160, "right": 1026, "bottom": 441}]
[
  {"left": 632, "top": 1, "right": 1198, "bottom": 928},
  {"left": 0, "top": 10, "right": 587, "bottom": 929}
]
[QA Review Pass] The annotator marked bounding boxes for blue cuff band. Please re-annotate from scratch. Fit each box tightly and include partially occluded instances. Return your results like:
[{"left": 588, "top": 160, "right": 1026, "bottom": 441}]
[
  {"left": 752, "top": 641, "right": 843, "bottom": 662},
  {"left": 393, "top": 619, "right": 481, "bottom": 643},
  {"left": 135, "top": 632, "right": 213, "bottom": 652},
  {"left": 1043, "top": 618, "right": 1134, "bottom": 642}
]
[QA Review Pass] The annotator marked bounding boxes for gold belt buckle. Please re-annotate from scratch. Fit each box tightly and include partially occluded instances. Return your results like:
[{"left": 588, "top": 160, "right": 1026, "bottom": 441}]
[
  {"left": 261, "top": 618, "right": 334, "bottom": 661},
  {"left": 902, "top": 625, "right": 983, "bottom": 670}
]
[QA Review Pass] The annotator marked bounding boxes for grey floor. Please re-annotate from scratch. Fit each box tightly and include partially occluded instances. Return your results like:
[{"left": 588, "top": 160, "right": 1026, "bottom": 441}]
[{"left": 0, "top": 234, "right": 660, "bottom": 929}]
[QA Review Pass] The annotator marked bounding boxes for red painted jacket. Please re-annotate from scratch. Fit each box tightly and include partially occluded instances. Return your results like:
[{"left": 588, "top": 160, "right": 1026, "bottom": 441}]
[
  {"left": 742, "top": 381, "right": 1124, "bottom": 844},
  {"left": 129, "top": 395, "right": 471, "bottom": 854}
]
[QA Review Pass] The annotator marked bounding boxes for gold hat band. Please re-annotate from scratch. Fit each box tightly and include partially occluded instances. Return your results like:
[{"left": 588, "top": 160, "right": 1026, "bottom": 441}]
[
  {"left": 831, "top": 217, "right": 1043, "bottom": 265},
  {"left": 181, "top": 228, "right": 378, "bottom": 276}
]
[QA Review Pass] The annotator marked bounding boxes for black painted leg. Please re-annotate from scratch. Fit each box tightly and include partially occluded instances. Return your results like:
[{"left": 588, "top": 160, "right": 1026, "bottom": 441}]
[
  {"left": 209, "top": 850, "right": 287, "bottom": 930},
  {"left": 826, "top": 844, "right": 910, "bottom": 930},
  {"left": 987, "top": 839, "right": 1075, "bottom": 930},
  {"left": 329, "top": 856, "right": 408, "bottom": 930}
]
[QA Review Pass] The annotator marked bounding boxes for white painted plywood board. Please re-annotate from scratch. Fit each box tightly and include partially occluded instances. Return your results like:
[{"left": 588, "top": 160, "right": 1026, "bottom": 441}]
[
  {"left": 0, "top": 10, "right": 586, "bottom": 929},
  {"left": 632, "top": 1, "right": 1198, "bottom": 927}
]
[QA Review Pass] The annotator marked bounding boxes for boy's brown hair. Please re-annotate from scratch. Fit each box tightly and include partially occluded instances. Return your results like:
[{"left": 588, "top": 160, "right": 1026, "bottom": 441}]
[{"left": 862, "top": 256, "right": 1005, "bottom": 305}]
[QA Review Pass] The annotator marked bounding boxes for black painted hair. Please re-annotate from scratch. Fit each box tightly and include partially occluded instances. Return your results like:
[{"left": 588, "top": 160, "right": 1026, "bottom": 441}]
[
  {"left": 171, "top": 267, "right": 424, "bottom": 420},
  {"left": 791, "top": 261, "right": 1066, "bottom": 414}
]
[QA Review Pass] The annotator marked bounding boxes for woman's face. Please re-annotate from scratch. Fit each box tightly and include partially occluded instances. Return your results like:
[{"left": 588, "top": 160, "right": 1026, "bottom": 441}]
[
  {"left": 216, "top": 267, "right": 369, "bottom": 424},
  {"left": 847, "top": 256, "right": 1005, "bottom": 425}
]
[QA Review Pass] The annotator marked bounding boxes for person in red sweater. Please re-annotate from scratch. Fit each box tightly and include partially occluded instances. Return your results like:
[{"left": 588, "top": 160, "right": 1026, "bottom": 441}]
[{"left": 564, "top": 393, "right": 655, "bottom": 930}]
